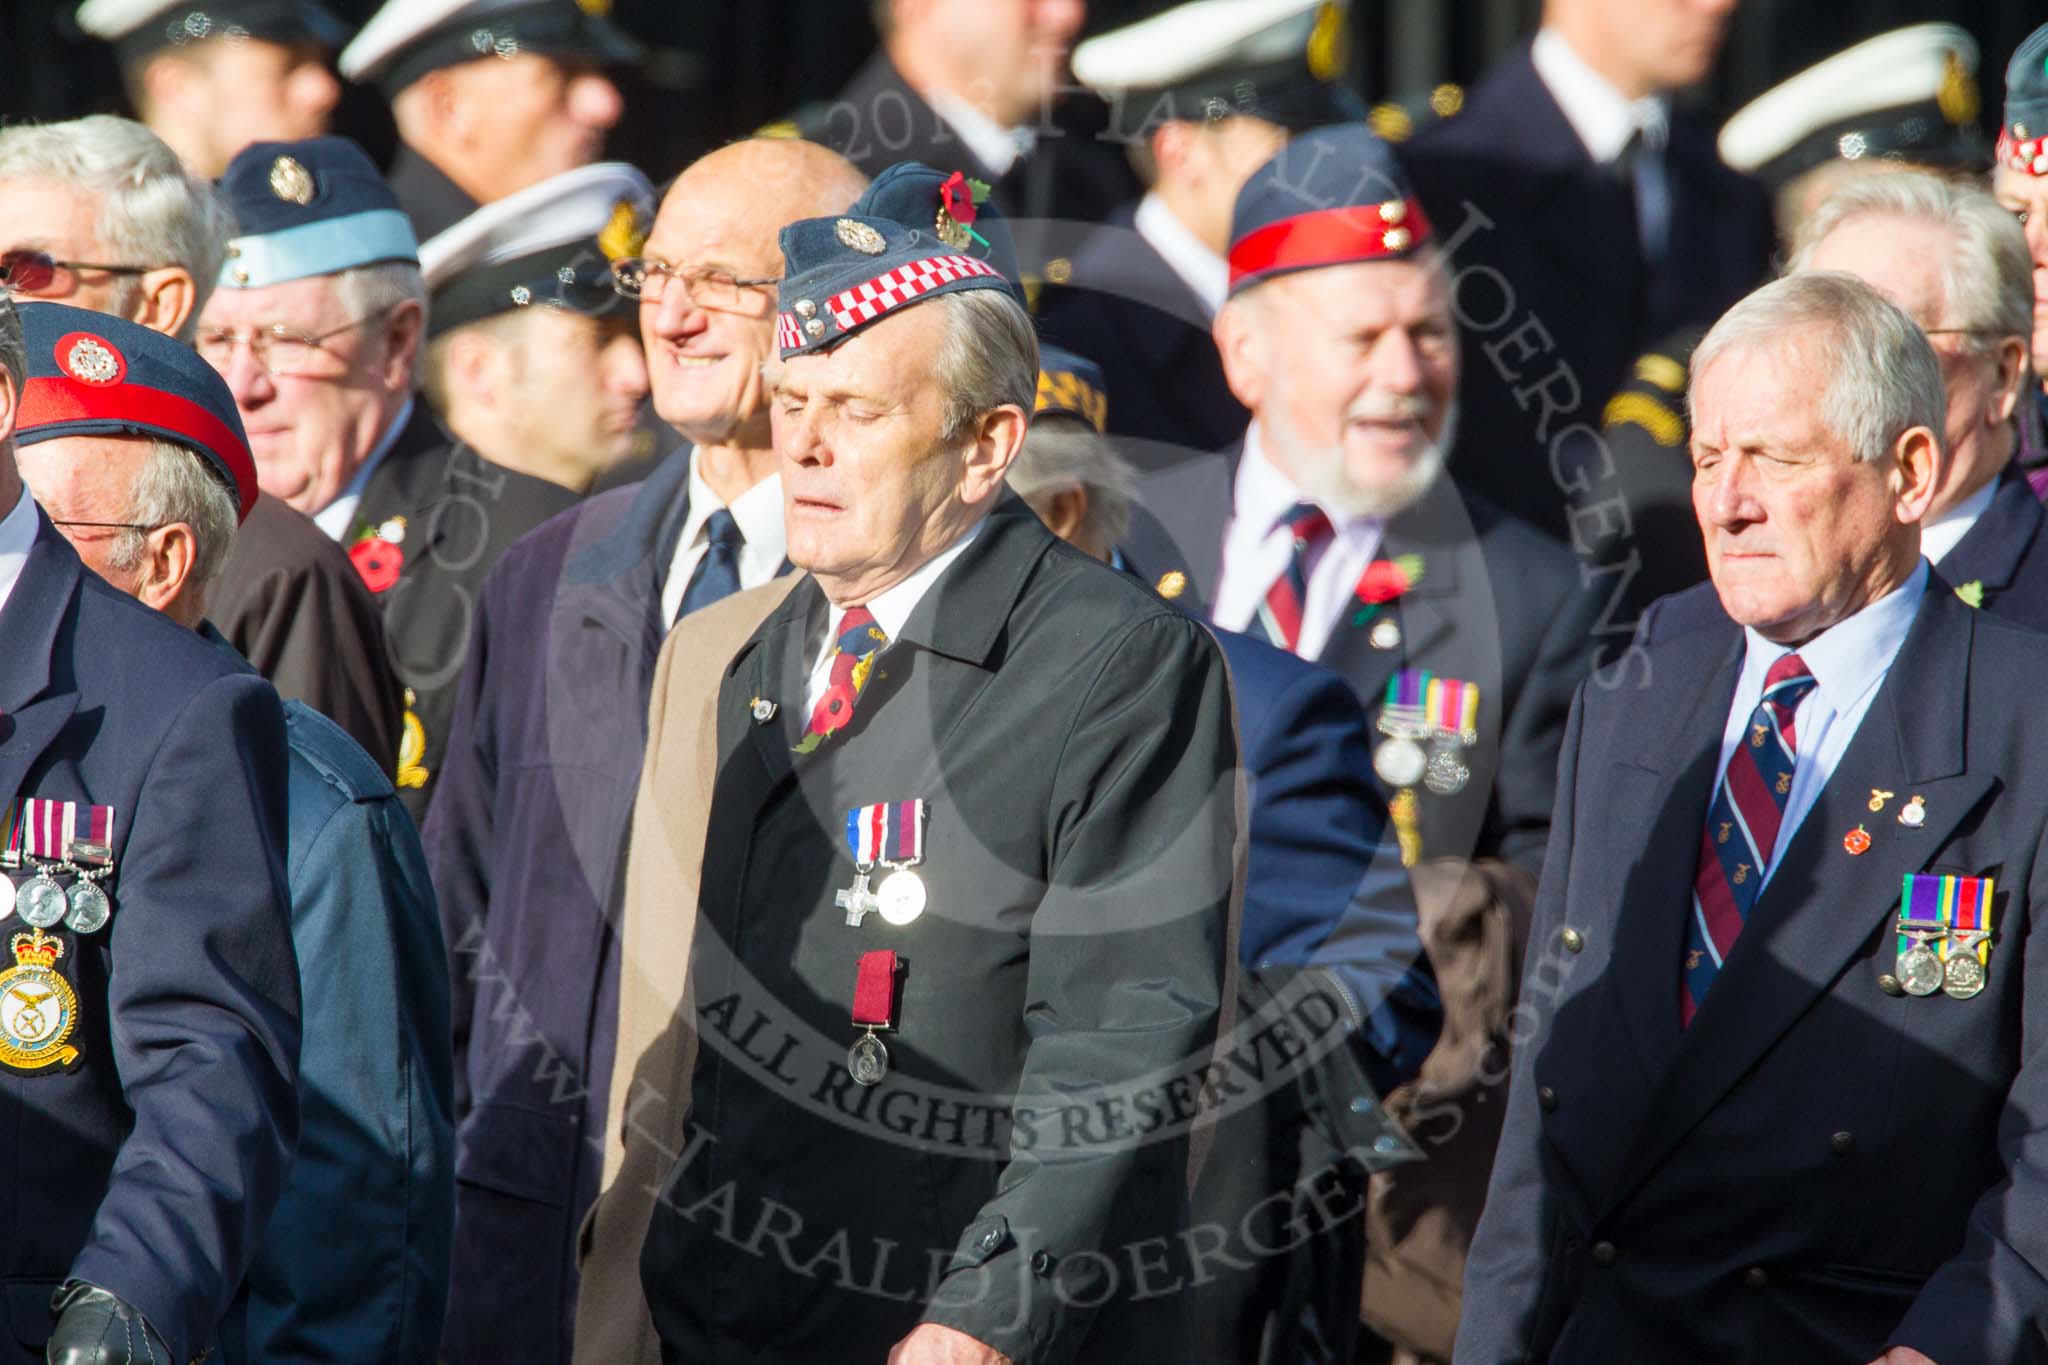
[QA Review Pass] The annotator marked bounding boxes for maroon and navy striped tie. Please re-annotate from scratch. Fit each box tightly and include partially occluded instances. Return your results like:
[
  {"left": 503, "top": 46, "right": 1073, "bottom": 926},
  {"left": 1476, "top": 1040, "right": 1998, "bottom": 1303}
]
[
  {"left": 1251, "top": 502, "right": 1334, "bottom": 654},
  {"left": 1682, "top": 652, "right": 1818, "bottom": 1025}
]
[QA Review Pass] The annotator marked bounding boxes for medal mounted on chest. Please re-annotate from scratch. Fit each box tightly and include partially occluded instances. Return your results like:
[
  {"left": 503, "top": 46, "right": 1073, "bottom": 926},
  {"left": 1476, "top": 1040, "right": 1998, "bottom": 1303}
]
[
  {"left": 1895, "top": 873, "right": 1996, "bottom": 1002},
  {"left": 848, "top": 948, "right": 901, "bottom": 1085},
  {"left": 840, "top": 799, "right": 929, "bottom": 928}
]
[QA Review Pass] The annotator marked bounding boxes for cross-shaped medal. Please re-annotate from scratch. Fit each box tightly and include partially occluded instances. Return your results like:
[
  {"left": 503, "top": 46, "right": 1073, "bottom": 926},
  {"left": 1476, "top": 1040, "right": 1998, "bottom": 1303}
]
[{"left": 838, "top": 871, "right": 878, "bottom": 926}]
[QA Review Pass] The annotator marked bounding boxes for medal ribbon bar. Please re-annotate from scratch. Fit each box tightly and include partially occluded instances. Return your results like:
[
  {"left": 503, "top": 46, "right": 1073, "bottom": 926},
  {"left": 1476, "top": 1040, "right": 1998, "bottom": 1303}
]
[{"left": 852, "top": 949, "right": 898, "bottom": 1030}]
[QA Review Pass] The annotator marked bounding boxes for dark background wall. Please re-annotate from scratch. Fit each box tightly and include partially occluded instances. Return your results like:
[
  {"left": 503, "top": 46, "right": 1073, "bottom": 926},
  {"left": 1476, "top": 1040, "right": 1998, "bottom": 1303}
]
[{"left": 3, "top": 0, "right": 2042, "bottom": 181}]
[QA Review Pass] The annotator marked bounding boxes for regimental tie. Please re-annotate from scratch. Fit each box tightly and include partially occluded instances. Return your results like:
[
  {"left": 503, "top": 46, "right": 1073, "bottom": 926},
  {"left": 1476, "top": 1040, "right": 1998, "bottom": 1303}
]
[
  {"left": 1682, "top": 653, "right": 1817, "bottom": 1026},
  {"left": 1251, "top": 502, "right": 1333, "bottom": 655},
  {"left": 796, "top": 606, "right": 888, "bottom": 754}
]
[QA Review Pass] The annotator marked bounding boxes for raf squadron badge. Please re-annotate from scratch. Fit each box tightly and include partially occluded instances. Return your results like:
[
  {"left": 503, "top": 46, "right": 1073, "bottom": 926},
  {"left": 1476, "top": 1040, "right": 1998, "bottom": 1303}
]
[{"left": 0, "top": 929, "right": 80, "bottom": 1072}]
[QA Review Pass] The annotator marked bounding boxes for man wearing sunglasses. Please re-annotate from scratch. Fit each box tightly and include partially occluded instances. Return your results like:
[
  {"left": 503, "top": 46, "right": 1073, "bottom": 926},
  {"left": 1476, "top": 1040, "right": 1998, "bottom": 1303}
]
[
  {"left": 0, "top": 115, "right": 407, "bottom": 780},
  {"left": 424, "top": 136, "right": 868, "bottom": 1365}
]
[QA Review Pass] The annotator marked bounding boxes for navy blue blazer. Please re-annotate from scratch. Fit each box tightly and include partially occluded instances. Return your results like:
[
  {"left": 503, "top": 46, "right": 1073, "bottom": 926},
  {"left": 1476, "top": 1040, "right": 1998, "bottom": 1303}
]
[
  {"left": 1399, "top": 42, "right": 1772, "bottom": 547},
  {"left": 425, "top": 448, "right": 692, "bottom": 1365},
  {"left": 1460, "top": 586, "right": 2048, "bottom": 1363},
  {"left": 1036, "top": 208, "right": 1247, "bottom": 468},
  {"left": 0, "top": 510, "right": 299, "bottom": 1363},
  {"left": 221, "top": 699, "right": 455, "bottom": 1365}
]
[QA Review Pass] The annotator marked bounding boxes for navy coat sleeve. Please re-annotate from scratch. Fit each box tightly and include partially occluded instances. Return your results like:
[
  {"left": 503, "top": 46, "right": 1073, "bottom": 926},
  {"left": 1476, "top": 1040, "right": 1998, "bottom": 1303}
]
[
  {"left": 67, "top": 671, "right": 302, "bottom": 1363},
  {"left": 1228, "top": 638, "right": 1440, "bottom": 1095},
  {"left": 1454, "top": 682, "right": 1586, "bottom": 1363},
  {"left": 233, "top": 705, "right": 455, "bottom": 1364}
]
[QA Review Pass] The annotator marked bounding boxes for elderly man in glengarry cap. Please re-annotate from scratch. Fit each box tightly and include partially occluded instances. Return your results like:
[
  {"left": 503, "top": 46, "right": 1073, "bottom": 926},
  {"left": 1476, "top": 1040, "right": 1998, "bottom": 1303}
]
[{"left": 629, "top": 175, "right": 1240, "bottom": 1364}]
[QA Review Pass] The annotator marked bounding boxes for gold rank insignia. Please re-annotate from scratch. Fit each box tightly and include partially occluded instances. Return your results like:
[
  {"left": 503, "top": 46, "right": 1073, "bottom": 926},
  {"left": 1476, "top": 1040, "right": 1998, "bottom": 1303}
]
[{"left": 0, "top": 929, "right": 80, "bottom": 1072}]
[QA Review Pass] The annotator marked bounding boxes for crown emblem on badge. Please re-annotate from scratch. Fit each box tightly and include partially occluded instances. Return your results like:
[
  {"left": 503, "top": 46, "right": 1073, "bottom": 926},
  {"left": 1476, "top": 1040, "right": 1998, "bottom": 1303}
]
[
  {"left": 268, "top": 154, "right": 315, "bottom": 205},
  {"left": 60, "top": 334, "right": 123, "bottom": 386},
  {"left": 11, "top": 930, "right": 60, "bottom": 969},
  {"left": 836, "top": 219, "right": 887, "bottom": 255}
]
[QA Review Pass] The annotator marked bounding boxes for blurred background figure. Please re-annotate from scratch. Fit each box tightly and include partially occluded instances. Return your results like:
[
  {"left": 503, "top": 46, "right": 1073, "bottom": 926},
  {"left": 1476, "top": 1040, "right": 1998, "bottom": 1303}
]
[
  {"left": 0, "top": 114, "right": 405, "bottom": 773},
  {"left": 340, "top": 0, "right": 641, "bottom": 239},
  {"left": 1398, "top": 0, "right": 1771, "bottom": 549},
  {"left": 1990, "top": 21, "right": 2048, "bottom": 491},
  {"left": 1040, "top": 0, "right": 1358, "bottom": 464},
  {"left": 74, "top": 0, "right": 346, "bottom": 178},
  {"left": 416, "top": 162, "right": 656, "bottom": 496}
]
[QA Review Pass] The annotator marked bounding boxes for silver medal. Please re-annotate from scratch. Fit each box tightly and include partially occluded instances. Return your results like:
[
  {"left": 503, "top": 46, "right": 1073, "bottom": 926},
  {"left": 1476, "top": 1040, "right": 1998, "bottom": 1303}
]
[
  {"left": 1423, "top": 746, "right": 1471, "bottom": 796},
  {"left": 1897, "top": 942, "right": 1944, "bottom": 996},
  {"left": 848, "top": 1032, "right": 889, "bottom": 1085},
  {"left": 1369, "top": 618, "right": 1401, "bottom": 650},
  {"left": 1942, "top": 950, "right": 1986, "bottom": 999},
  {"left": 836, "top": 871, "right": 878, "bottom": 927},
  {"left": 63, "top": 879, "right": 110, "bottom": 935},
  {"left": 17, "top": 873, "right": 67, "bottom": 929},
  {"left": 876, "top": 869, "right": 927, "bottom": 926},
  {"left": 1373, "top": 737, "right": 1427, "bottom": 788}
]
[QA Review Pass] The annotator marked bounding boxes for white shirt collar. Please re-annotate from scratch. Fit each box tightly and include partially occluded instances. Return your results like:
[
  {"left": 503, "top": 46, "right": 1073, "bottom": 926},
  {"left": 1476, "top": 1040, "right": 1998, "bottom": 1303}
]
[
  {"left": 1738, "top": 559, "right": 1929, "bottom": 714},
  {"left": 1230, "top": 423, "right": 1382, "bottom": 543},
  {"left": 1133, "top": 191, "right": 1229, "bottom": 318},
  {"left": 809, "top": 516, "right": 987, "bottom": 707},
  {"left": 925, "top": 89, "right": 1034, "bottom": 178},
  {"left": 1531, "top": 27, "right": 1669, "bottom": 163},
  {"left": 313, "top": 395, "right": 417, "bottom": 540},
  {"left": 0, "top": 482, "right": 38, "bottom": 621},
  {"left": 658, "top": 453, "right": 787, "bottom": 626},
  {"left": 1921, "top": 479, "right": 2000, "bottom": 567}
]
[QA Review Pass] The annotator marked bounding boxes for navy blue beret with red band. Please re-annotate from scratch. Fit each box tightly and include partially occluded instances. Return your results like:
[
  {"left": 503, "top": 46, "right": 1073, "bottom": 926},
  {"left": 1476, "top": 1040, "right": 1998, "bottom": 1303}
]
[
  {"left": 1226, "top": 123, "right": 1433, "bottom": 297},
  {"left": 13, "top": 302, "right": 258, "bottom": 522}
]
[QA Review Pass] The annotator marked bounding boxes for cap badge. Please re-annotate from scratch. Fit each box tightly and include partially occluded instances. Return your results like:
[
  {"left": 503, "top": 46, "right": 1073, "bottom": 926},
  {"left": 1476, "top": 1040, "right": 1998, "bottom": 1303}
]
[
  {"left": 1937, "top": 51, "right": 1979, "bottom": 127},
  {"left": 1306, "top": 0, "right": 1347, "bottom": 82},
  {"left": 598, "top": 198, "right": 647, "bottom": 262},
  {"left": 58, "top": 334, "right": 124, "bottom": 387},
  {"left": 836, "top": 219, "right": 887, "bottom": 256},
  {"left": 934, "top": 173, "right": 992, "bottom": 252},
  {"left": 268, "top": 155, "right": 315, "bottom": 206},
  {"left": 576, "top": 0, "right": 613, "bottom": 15}
]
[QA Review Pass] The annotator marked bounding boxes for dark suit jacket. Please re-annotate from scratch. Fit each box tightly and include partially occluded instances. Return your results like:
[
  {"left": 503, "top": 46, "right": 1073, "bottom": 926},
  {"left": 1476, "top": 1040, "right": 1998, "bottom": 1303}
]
[
  {"left": 1036, "top": 208, "right": 1246, "bottom": 467},
  {"left": 426, "top": 449, "right": 692, "bottom": 1365},
  {"left": 1460, "top": 584, "right": 2048, "bottom": 1363},
  {"left": 1399, "top": 42, "right": 1772, "bottom": 545},
  {"left": 640, "top": 495, "right": 1237, "bottom": 1364},
  {"left": 388, "top": 144, "right": 480, "bottom": 243},
  {"left": 1640, "top": 474, "right": 2048, "bottom": 644},
  {"left": 0, "top": 511, "right": 299, "bottom": 1363},
  {"left": 209, "top": 490, "right": 405, "bottom": 775},
  {"left": 1127, "top": 460, "right": 1598, "bottom": 873},
  {"left": 353, "top": 404, "right": 581, "bottom": 823}
]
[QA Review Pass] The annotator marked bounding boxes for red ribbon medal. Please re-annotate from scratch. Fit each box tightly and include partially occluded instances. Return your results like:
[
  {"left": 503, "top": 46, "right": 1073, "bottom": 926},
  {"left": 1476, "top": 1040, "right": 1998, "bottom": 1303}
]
[{"left": 848, "top": 949, "right": 899, "bottom": 1085}]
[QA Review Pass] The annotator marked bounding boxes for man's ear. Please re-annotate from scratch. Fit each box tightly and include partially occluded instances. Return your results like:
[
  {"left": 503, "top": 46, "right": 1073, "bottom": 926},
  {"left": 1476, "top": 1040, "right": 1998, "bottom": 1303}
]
[
  {"left": 1213, "top": 294, "right": 1267, "bottom": 411},
  {"left": 1891, "top": 424, "right": 1943, "bottom": 525},
  {"left": 378, "top": 300, "right": 427, "bottom": 394},
  {"left": 1040, "top": 484, "right": 1090, "bottom": 544},
  {"left": 1991, "top": 335, "right": 2030, "bottom": 426},
  {"left": 961, "top": 404, "right": 1030, "bottom": 505},
  {"left": 135, "top": 521, "right": 200, "bottom": 624},
  {"left": 130, "top": 267, "right": 197, "bottom": 340}
]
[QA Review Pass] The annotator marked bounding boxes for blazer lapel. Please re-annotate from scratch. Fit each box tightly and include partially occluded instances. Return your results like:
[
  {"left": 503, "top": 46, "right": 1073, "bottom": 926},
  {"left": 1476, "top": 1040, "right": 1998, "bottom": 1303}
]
[
  {"left": 0, "top": 515, "right": 86, "bottom": 810},
  {"left": 740, "top": 581, "right": 818, "bottom": 793},
  {"left": 1615, "top": 590, "right": 1987, "bottom": 1203},
  {"left": 1937, "top": 473, "right": 2037, "bottom": 600}
]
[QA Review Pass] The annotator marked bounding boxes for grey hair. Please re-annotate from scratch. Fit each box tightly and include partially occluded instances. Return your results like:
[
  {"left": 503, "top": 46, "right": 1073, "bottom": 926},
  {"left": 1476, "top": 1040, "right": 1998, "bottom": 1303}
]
[
  {"left": 1789, "top": 170, "right": 2034, "bottom": 353},
  {"left": 0, "top": 116, "right": 235, "bottom": 342},
  {"left": 105, "top": 439, "right": 240, "bottom": 594},
  {"left": 933, "top": 289, "right": 1039, "bottom": 445},
  {"left": 1008, "top": 418, "right": 1137, "bottom": 551},
  {"left": 332, "top": 261, "right": 430, "bottom": 334},
  {"left": 1690, "top": 272, "right": 1947, "bottom": 465}
]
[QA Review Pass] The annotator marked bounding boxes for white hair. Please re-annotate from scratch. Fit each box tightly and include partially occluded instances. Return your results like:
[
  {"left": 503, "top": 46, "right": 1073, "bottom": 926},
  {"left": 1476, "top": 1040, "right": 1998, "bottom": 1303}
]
[
  {"left": 1789, "top": 171, "right": 2033, "bottom": 353},
  {"left": 1691, "top": 272, "right": 1947, "bottom": 465},
  {"left": 105, "top": 439, "right": 241, "bottom": 594},
  {"left": 933, "top": 290, "right": 1039, "bottom": 444},
  {"left": 0, "top": 116, "right": 235, "bottom": 342},
  {"left": 1008, "top": 418, "right": 1136, "bottom": 551}
]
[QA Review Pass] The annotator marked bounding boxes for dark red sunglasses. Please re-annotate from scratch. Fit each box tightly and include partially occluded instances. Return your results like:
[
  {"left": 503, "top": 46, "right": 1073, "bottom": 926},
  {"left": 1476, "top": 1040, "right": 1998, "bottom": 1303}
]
[{"left": 0, "top": 249, "right": 155, "bottom": 293}]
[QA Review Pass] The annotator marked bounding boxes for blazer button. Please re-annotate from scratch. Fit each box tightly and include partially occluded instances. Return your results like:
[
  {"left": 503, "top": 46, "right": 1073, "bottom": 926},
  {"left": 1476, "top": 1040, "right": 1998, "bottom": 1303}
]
[
  {"left": 1537, "top": 1086, "right": 1558, "bottom": 1112},
  {"left": 1590, "top": 1241, "right": 1616, "bottom": 1267},
  {"left": 1744, "top": 1266, "right": 1769, "bottom": 1289},
  {"left": 1030, "top": 1250, "right": 1056, "bottom": 1277},
  {"left": 1830, "top": 1131, "right": 1855, "bottom": 1156},
  {"left": 1561, "top": 927, "right": 1584, "bottom": 953}
]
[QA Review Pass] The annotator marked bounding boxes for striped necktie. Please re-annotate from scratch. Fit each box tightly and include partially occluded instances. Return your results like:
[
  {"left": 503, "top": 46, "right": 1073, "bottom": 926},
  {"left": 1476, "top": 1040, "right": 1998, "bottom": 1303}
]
[
  {"left": 1682, "top": 653, "right": 1818, "bottom": 1025},
  {"left": 1251, "top": 502, "right": 1333, "bottom": 654},
  {"left": 796, "top": 607, "right": 888, "bottom": 754}
]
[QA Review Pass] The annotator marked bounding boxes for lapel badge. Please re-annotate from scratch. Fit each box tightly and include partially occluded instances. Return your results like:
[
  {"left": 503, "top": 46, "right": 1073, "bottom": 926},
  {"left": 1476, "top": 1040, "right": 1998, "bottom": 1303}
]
[
  {"left": 749, "top": 697, "right": 778, "bottom": 724},
  {"left": 1843, "top": 825, "right": 1872, "bottom": 856},
  {"left": 1868, "top": 788, "right": 1894, "bottom": 813},
  {"left": 1898, "top": 795, "right": 1927, "bottom": 828},
  {"left": 1369, "top": 617, "right": 1402, "bottom": 650}
]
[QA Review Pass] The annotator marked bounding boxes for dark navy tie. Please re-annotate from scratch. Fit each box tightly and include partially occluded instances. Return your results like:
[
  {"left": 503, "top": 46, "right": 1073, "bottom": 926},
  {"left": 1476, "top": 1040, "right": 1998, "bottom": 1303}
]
[{"left": 676, "top": 508, "right": 744, "bottom": 623}]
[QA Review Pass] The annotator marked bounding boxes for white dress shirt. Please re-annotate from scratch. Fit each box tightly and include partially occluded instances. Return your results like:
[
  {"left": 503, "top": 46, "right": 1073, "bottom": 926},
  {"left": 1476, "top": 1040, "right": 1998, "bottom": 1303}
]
[
  {"left": 1212, "top": 426, "right": 1386, "bottom": 662},
  {"left": 1716, "top": 560, "right": 1928, "bottom": 888},
  {"left": 1920, "top": 478, "right": 1999, "bottom": 567},
  {"left": 925, "top": 90, "right": 1034, "bottom": 178},
  {"left": 658, "top": 455, "right": 787, "bottom": 628},
  {"left": 804, "top": 519, "right": 984, "bottom": 712},
  {"left": 1530, "top": 28, "right": 1670, "bottom": 163},
  {"left": 1133, "top": 191, "right": 1229, "bottom": 318},
  {"left": 0, "top": 482, "right": 38, "bottom": 620},
  {"left": 314, "top": 395, "right": 416, "bottom": 540}
]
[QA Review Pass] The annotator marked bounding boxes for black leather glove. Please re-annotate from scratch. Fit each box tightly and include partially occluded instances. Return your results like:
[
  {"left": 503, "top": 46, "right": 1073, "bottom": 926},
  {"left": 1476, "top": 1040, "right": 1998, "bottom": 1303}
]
[{"left": 46, "top": 1281, "right": 173, "bottom": 1365}]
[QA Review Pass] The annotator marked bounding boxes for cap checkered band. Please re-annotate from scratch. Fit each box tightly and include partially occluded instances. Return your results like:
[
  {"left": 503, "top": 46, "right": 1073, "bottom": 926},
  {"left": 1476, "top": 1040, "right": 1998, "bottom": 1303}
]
[
  {"left": 776, "top": 313, "right": 805, "bottom": 351},
  {"left": 828, "top": 253, "right": 1001, "bottom": 330}
]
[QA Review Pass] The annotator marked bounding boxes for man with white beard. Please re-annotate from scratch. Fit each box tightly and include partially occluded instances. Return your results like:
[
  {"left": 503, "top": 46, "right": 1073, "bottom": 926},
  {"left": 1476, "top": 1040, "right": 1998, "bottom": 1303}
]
[{"left": 1120, "top": 125, "right": 1602, "bottom": 1357}]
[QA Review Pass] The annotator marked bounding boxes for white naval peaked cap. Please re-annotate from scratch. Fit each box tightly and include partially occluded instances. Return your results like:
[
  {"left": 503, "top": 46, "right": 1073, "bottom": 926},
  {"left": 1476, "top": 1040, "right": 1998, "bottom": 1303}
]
[
  {"left": 76, "top": 0, "right": 346, "bottom": 59},
  {"left": 1719, "top": 23, "right": 1983, "bottom": 179},
  {"left": 1072, "top": 0, "right": 1333, "bottom": 94},
  {"left": 339, "top": 0, "right": 640, "bottom": 92}
]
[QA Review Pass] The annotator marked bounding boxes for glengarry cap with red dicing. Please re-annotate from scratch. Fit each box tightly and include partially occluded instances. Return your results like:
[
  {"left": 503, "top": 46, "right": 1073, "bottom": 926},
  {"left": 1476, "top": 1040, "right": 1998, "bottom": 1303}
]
[
  {"left": 1224, "top": 123, "right": 1432, "bottom": 298},
  {"left": 773, "top": 210, "right": 1014, "bottom": 361},
  {"left": 1998, "top": 23, "right": 2048, "bottom": 177}
]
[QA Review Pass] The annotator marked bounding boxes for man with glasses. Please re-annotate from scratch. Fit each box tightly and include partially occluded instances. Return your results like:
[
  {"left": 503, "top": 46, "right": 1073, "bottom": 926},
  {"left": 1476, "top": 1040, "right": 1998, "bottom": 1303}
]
[
  {"left": 0, "top": 115, "right": 406, "bottom": 778},
  {"left": 201, "top": 134, "right": 579, "bottom": 820},
  {"left": 425, "top": 136, "right": 866, "bottom": 1365}
]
